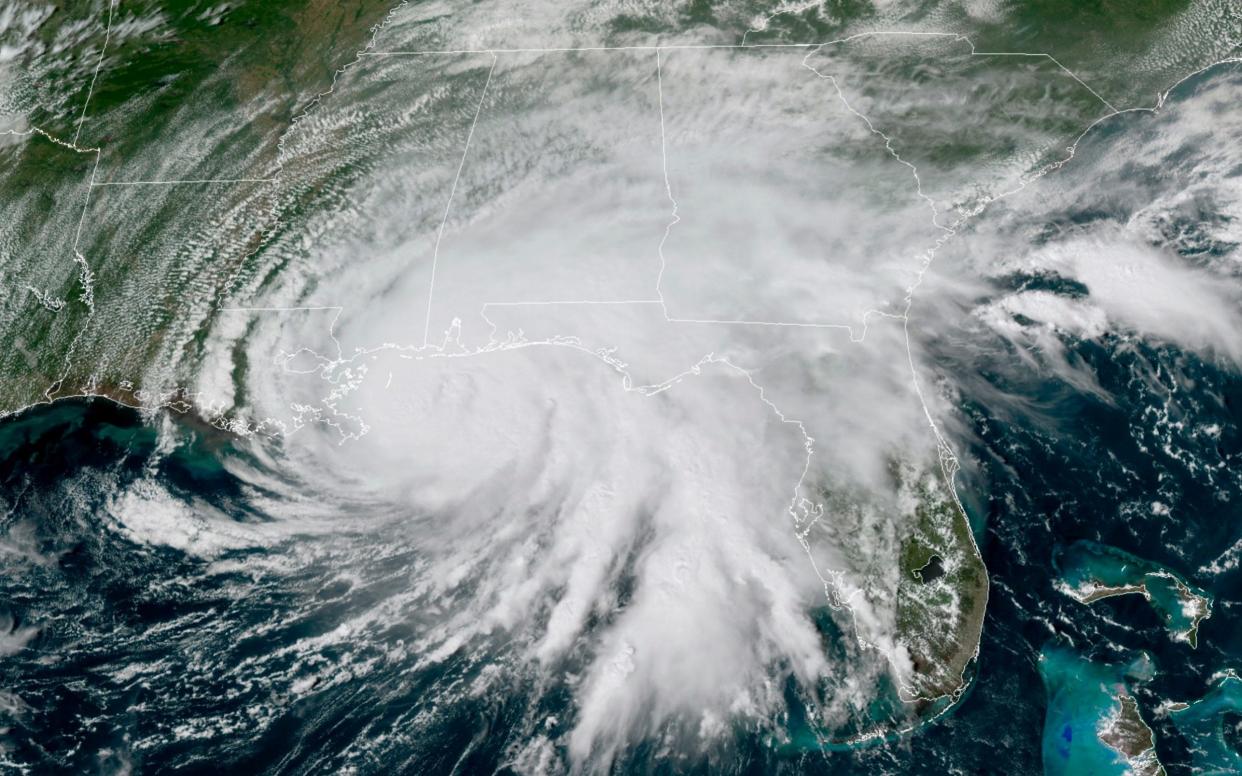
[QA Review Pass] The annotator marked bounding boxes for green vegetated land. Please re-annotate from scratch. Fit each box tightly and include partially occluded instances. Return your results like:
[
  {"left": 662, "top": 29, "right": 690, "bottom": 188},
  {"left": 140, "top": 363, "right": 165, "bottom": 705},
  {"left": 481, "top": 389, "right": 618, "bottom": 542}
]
[
  {"left": 2, "top": 0, "right": 1237, "bottom": 417},
  {"left": 750, "top": 0, "right": 1239, "bottom": 106},
  {"left": 805, "top": 455, "right": 987, "bottom": 738},
  {"left": 970, "top": 0, "right": 1241, "bottom": 107},
  {"left": 894, "top": 465, "right": 988, "bottom": 705},
  {"left": 0, "top": 0, "right": 396, "bottom": 417}
]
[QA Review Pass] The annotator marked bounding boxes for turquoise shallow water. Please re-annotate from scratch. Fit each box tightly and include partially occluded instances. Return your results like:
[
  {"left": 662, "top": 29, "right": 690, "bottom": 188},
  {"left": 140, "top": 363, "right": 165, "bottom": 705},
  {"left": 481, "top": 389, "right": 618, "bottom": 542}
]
[
  {"left": 1054, "top": 540, "right": 1213, "bottom": 646},
  {"left": 2, "top": 64, "right": 1242, "bottom": 776},
  {"left": 5, "top": 340, "right": 1236, "bottom": 774},
  {"left": 1038, "top": 646, "right": 1152, "bottom": 776},
  {"left": 1169, "top": 674, "right": 1242, "bottom": 774}
]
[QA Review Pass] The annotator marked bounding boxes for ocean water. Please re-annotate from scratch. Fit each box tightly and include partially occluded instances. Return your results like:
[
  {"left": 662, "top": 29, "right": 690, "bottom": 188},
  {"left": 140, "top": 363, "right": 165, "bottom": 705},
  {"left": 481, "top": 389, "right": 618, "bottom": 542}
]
[
  {"left": 898, "top": 344, "right": 1242, "bottom": 773},
  {"left": 1170, "top": 674, "right": 1242, "bottom": 773},
  {"left": 2, "top": 323, "right": 1238, "bottom": 774},
  {"left": 2, "top": 41, "right": 1241, "bottom": 776},
  {"left": 1038, "top": 646, "right": 1156, "bottom": 776}
]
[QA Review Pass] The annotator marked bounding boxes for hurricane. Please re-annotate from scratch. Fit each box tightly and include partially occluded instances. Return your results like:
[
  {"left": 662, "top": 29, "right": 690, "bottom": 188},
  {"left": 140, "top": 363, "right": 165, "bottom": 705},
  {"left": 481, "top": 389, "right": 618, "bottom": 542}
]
[{"left": 1, "top": 1, "right": 1240, "bottom": 773}]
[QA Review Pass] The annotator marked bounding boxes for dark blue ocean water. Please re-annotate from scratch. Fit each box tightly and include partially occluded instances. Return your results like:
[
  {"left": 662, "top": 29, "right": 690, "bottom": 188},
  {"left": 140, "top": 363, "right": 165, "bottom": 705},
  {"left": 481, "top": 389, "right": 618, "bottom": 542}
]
[
  {"left": 1, "top": 331, "right": 1238, "bottom": 774},
  {"left": 877, "top": 337, "right": 1242, "bottom": 775},
  {"left": 4, "top": 62, "right": 1242, "bottom": 776}
]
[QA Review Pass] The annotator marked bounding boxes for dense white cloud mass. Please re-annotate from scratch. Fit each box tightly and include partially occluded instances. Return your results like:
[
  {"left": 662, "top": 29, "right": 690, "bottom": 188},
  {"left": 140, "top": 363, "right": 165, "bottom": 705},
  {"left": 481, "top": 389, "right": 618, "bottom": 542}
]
[
  {"left": 3, "top": 0, "right": 1242, "bottom": 771},
  {"left": 191, "top": 41, "right": 963, "bottom": 759},
  {"left": 954, "top": 66, "right": 1242, "bottom": 377},
  {"left": 977, "top": 230, "right": 1242, "bottom": 363},
  {"left": 178, "top": 15, "right": 1242, "bottom": 767}
]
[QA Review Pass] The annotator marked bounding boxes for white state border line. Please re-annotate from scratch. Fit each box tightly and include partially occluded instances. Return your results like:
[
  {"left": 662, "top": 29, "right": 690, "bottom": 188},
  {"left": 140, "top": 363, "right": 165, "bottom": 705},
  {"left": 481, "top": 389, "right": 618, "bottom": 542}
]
[
  {"left": 477, "top": 301, "right": 881, "bottom": 333},
  {"left": 653, "top": 48, "right": 679, "bottom": 320},
  {"left": 0, "top": 127, "right": 97, "bottom": 155},
  {"left": 91, "top": 178, "right": 277, "bottom": 186},
  {"left": 69, "top": 31, "right": 1118, "bottom": 188},
  {"left": 37, "top": 17, "right": 1233, "bottom": 394},
  {"left": 219, "top": 305, "right": 346, "bottom": 363},
  {"left": 46, "top": 0, "right": 118, "bottom": 399},
  {"left": 422, "top": 53, "right": 498, "bottom": 348},
  {"left": 433, "top": 40, "right": 1234, "bottom": 710},
  {"left": 71, "top": 0, "right": 117, "bottom": 148},
  {"left": 359, "top": 28, "right": 1117, "bottom": 115},
  {"left": 392, "top": 31, "right": 1124, "bottom": 341},
  {"left": 365, "top": 42, "right": 828, "bottom": 55},
  {"left": 28, "top": 6, "right": 1232, "bottom": 734},
  {"left": 361, "top": 31, "right": 992, "bottom": 56},
  {"left": 482, "top": 299, "right": 664, "bottom": 307}
]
